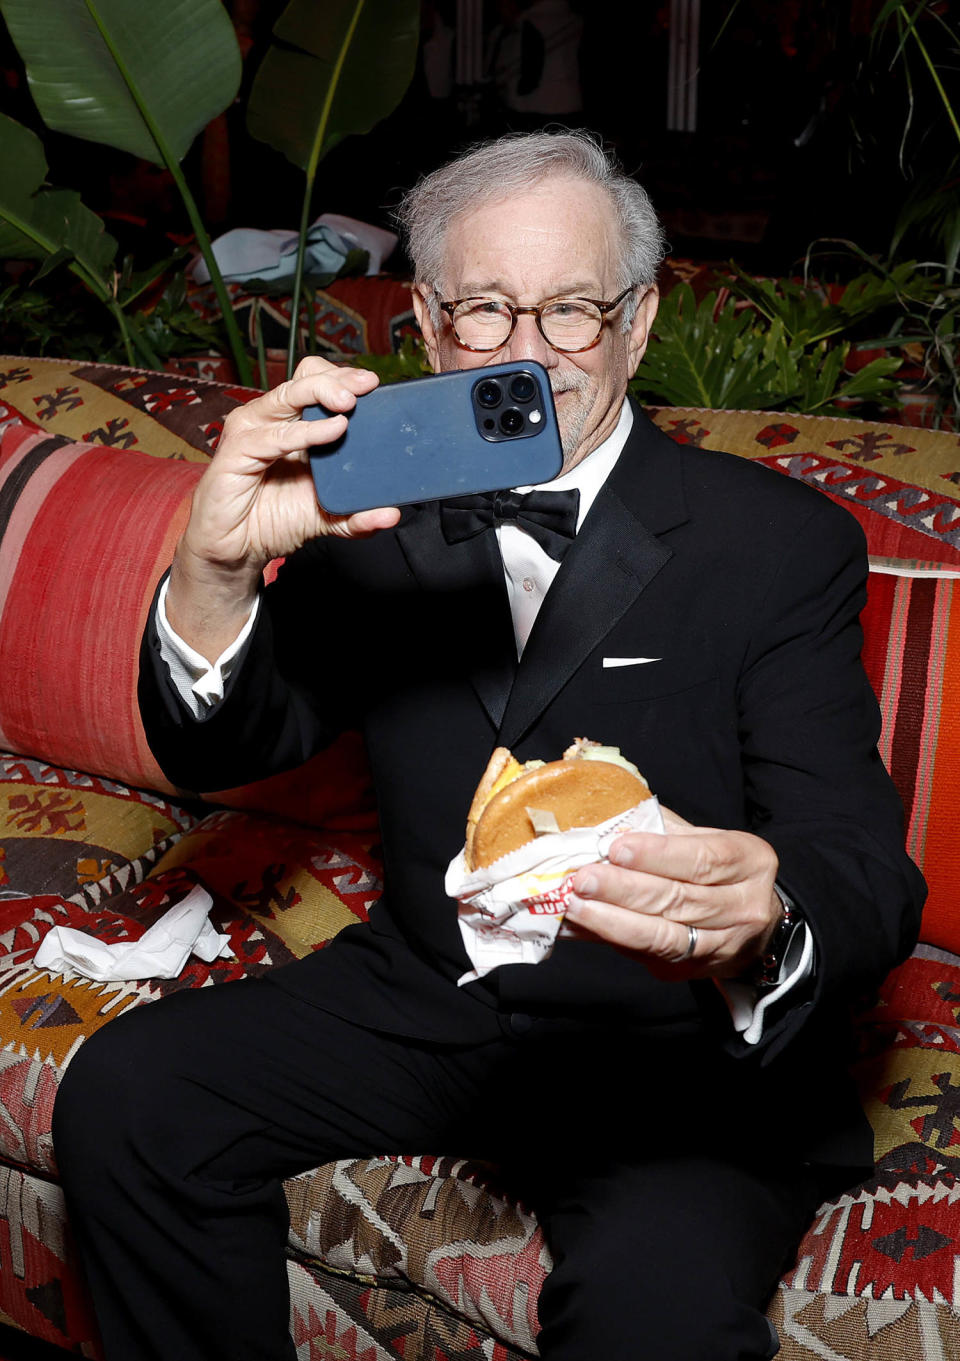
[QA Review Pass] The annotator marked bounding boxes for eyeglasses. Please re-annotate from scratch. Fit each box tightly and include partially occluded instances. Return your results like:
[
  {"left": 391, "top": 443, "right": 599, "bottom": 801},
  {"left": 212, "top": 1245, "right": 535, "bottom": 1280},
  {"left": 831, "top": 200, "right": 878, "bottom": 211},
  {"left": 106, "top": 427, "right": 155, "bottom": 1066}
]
[{"left": 438, "top": 286, "right": 636, "bottom": 354}]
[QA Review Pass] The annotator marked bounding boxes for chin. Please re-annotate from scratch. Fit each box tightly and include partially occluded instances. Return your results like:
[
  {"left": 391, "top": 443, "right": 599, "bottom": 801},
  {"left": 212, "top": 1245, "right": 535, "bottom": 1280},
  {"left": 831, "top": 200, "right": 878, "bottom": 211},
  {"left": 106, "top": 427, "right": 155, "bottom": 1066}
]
[{"left": 557, "top": 410, "right": 592, "bottom": 468}]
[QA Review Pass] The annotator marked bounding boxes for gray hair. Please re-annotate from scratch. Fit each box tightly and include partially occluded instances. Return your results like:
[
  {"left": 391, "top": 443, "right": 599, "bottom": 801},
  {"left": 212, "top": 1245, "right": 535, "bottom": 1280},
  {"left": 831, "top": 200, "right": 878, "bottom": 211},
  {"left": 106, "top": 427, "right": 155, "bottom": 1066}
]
[{"left": 395, "top": 129, "right": 666, "bottom": 327}]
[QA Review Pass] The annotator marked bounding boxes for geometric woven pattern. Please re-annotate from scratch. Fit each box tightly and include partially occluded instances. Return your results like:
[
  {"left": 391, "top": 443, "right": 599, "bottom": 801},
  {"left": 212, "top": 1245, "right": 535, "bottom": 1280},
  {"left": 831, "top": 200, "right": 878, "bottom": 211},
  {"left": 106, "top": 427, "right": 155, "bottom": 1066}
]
[
  {"left": 185, "top": 274, "right": 418, "bottom": 366},
  {"left": 0, "top": 752, "right": 198, "bottom": 902},
  {"left": 648, "top": 407, "right": 960, "bottom": 570},
  {"left": 0, "top": 1165, "right": 101, "bottom": 1352},
  {"left": 769, "top": 944, "right": 960, "bottom": 1359},
  {"left": 3, "top": 364, "right": 960, "bottom": 1359},
  {"left": 286, "top": 1257, "right": 530, "bottom": 1361},
  {"left": 286, "top": 1155, "right": 547, "bottom": 1356},
  {"left": 0, "top": 353, "right": 253, "bottom": 462},
  {"left": 0, "top": 808, "right": 383, "bottom": 1164}
]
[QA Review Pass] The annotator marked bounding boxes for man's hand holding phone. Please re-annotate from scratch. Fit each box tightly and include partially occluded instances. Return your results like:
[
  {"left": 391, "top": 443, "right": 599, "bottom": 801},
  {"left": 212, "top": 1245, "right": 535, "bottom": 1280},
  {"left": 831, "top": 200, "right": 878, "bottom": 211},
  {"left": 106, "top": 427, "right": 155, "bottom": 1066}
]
[{"left": 166, "top": 357, "right": 401, "bottom": 662}]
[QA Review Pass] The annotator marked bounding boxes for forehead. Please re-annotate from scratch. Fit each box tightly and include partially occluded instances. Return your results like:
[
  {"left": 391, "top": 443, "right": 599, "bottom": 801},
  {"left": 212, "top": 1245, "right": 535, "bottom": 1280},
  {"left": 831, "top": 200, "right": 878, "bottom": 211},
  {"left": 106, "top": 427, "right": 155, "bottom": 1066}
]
[{"left": 440, "top": 177, "right": 622, "bottom": 297}]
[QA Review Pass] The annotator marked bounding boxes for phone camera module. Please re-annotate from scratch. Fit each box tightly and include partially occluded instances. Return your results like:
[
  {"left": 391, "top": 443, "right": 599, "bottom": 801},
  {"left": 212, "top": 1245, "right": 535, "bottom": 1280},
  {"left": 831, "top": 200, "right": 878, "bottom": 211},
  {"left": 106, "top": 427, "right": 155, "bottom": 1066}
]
[
  {"left": 508, "top": 373, "right": 537, "bottom": 403},
  {"left": 475, "top": 379, "right": 503, "bottom": 409},
  {"left": 499, "top": 407, "right": 524, "bottom": 436}
]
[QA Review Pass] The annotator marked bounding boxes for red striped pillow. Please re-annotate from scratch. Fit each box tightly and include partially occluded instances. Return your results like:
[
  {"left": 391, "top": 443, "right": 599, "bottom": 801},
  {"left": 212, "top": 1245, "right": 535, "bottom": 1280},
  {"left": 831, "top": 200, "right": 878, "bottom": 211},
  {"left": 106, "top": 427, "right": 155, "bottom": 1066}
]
[
  {"left": 0, "top": 407, "right": 201, "bottom": 787},
  {"left": 0, "top": 402, "right": 375, "bottom": 830},
  {"left": 861, "top": 568, "right": 960, "bottom": 951}
]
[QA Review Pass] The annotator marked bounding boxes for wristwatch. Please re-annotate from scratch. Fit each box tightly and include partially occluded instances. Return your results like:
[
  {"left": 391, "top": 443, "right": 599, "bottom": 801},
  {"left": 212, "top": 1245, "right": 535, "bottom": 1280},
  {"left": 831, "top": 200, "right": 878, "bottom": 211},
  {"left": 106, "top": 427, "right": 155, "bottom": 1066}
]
[{"left": 751, "top": 885, "right": 802, "bottom": 989}]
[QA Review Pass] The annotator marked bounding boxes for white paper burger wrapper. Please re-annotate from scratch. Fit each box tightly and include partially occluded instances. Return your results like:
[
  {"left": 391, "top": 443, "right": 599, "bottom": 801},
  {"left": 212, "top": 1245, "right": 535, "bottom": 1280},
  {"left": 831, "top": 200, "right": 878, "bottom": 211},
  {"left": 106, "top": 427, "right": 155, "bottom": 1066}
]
[{"left": 446, "top": 797, "right": 663, "bottom": 985}]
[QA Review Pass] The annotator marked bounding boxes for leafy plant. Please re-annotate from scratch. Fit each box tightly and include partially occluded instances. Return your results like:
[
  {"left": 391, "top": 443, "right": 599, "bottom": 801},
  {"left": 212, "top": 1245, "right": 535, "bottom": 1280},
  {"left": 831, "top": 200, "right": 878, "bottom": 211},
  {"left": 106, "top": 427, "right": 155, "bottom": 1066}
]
[
  {"left": 246, "top": 0, "right": 421, "bottom": 378},
  {"left": 630, "top": 283, "right": 903, "bottom": 416},
  {"left": 132, "top": 272, "right": 230, "bottom": 363},
  {"left": 870, "top": 0, "right": 960, "bottom": 164},
  {"left": 0, "top": 0, "right": 249, "bottom": 378},
  {"left": 0, "top": 111, "right": 160, "bottom": 366},
  {"left": 350, "top": 334, "right": 431, "bottom": 384},
  {"left": 0, "top": 275, "right": 116, "bottom": 361},
  {"left": 723, "top": 260, "right": 941, "bottom": 347},
  {"left": 800, "top": 240, "right": 960, "bottom": 428},
  {"left": 0, "top": 0, "right": 422, "bottom": 383}
]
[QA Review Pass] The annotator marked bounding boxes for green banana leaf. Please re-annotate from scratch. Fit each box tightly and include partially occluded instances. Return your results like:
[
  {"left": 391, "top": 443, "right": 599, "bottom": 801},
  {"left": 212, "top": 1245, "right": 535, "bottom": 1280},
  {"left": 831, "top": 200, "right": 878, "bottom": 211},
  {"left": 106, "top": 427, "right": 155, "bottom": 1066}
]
[
  {"left": 0, "top": 113, "right": 115, "bottom": 282},
  {"left": 247, "top": 0, "right": 421, "bottom": 172},
  {"left": 0, "top": 0, "right": 241, "bottom": 165}
]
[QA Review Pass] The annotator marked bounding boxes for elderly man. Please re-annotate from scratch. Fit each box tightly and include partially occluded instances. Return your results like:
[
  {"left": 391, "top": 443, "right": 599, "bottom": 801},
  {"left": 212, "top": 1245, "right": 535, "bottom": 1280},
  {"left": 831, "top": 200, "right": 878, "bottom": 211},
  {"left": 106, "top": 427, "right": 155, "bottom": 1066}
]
[{"left": 54, "top": 130, "right": 924, "bottom": 1361}]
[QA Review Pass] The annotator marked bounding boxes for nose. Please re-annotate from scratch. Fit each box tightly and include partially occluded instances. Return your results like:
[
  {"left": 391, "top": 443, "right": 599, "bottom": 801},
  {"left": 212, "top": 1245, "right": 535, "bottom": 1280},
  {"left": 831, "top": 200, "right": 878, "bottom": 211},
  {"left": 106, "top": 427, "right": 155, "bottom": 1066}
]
[{"left": 503, "top": 312, "right": 557, "bottom": 369}]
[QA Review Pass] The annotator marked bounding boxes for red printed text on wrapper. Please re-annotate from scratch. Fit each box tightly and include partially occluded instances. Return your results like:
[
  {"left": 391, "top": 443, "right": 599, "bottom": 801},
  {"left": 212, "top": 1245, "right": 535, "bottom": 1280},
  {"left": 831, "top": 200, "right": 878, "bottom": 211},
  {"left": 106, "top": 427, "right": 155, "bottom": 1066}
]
[{"left": 524, "top": 877, "right": 576, "bottom": 916}]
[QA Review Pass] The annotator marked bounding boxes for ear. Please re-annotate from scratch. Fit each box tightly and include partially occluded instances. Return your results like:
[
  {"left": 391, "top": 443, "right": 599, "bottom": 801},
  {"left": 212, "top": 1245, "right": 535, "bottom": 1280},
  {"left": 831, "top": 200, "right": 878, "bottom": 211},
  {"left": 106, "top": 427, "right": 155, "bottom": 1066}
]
[
  {"left": 626, "top": 286, "right": 660, "bottom": 376},
  {"left": 412, "top": 285, "right": 442, "bottom": 373}
]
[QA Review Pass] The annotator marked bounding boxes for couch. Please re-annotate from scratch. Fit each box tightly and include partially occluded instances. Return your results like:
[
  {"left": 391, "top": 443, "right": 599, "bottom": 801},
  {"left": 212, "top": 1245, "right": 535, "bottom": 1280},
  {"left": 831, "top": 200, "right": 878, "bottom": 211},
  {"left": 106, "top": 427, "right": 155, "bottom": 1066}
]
[{"left": 1, "top": 353, "right": 959, "bottom": 1361}]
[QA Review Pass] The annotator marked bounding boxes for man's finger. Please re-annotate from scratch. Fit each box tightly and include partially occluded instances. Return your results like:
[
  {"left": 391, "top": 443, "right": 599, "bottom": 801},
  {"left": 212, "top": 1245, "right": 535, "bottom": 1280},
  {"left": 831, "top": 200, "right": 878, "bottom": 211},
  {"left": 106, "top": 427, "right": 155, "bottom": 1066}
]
[
  {"left": 565, "top": 894, "right": 712, "bottom": 964},
  {"left": 607, "top": 825, "right": 775, "bottom": 888}
]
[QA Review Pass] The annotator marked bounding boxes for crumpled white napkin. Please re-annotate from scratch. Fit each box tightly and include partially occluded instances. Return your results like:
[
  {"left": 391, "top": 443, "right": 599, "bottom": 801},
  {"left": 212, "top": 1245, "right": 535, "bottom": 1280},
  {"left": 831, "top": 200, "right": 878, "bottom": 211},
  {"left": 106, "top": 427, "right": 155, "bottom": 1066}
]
[
  {"left": 446, "top": 798, "right": 664, "bottom": 985},
  {"left": 33, "top": 886, "right": 233, "bottom": 982}
]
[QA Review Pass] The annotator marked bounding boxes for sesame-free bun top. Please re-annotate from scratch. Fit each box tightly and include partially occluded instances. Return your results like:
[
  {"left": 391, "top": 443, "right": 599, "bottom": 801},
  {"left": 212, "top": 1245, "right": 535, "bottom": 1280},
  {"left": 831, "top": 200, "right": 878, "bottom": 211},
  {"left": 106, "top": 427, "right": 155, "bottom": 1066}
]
[{"left": 468, "top": 753, "right": 650, "bottom": 870}]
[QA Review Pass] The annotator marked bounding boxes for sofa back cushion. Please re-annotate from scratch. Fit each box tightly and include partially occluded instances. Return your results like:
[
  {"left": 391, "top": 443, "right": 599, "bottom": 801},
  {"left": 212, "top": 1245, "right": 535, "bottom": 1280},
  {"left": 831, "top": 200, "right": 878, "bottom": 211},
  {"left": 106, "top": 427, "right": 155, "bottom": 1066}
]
[
  {"left": 0, "top": 357, "right": 376, "bottom": 830},
  {"left": 0, "top": 410, "right": 200, "bottom": 789}
]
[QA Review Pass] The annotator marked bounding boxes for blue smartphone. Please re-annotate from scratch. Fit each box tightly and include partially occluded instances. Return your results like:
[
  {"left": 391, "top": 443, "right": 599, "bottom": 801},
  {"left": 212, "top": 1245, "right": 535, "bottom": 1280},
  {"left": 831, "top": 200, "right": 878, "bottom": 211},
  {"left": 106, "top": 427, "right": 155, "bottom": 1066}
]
[{"left": 304, "top": 360, "right": 563, "bottom": 514}]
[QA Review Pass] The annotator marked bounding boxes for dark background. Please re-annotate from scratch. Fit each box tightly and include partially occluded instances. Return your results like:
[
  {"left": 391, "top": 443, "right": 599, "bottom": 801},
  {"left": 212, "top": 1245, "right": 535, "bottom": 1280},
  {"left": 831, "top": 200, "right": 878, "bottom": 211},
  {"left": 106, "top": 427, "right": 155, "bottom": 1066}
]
[{"left": 0, "top": 0, "right": 955, "bottom": 281}]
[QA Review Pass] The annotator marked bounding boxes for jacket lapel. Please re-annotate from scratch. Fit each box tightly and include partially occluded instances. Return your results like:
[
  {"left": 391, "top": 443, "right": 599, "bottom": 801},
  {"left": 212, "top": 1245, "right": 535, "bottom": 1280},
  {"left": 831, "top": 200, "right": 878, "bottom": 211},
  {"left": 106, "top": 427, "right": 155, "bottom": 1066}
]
[
  {"left": 393, "top": 405, "right": 689, "bottom": 741},
  {"left": 395, "top": 503, "right": 517, "bottom": 729},
  {"left": 498, "top": 406, "right": 689, "bottom": 748}
]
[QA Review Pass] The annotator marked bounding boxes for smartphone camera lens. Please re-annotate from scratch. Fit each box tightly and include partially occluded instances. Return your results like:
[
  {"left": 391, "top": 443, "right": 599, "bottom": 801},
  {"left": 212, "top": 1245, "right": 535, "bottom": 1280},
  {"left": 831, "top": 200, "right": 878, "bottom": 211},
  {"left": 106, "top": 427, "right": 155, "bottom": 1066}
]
[
  {"left": 509, "top": 373, "right": 537, "bottom": 403},
  {"left": 475, "top": 379, "right": 503, "bottom": 409},
  {"left": 499, "top": 408, "right": 524, "bottom": 436}
]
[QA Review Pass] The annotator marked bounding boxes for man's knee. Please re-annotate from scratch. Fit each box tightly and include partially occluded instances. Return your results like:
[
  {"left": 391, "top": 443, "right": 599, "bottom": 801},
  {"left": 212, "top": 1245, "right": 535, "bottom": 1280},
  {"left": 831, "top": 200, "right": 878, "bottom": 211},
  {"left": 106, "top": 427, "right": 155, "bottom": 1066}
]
[
  {"left": 538, "top": 1251, "right": 779, "bottom": 1361},
  {"left": 53, "top": 998, "right": 195, "bottom": 1193}
]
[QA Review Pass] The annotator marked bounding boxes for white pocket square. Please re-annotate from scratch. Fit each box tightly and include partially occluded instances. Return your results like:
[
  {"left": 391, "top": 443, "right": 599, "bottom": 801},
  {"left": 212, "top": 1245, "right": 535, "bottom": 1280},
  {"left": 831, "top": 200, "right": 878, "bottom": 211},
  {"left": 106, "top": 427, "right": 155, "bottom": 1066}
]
[{"left": 602, "top": 656, "right": 662, "bottom": 668}]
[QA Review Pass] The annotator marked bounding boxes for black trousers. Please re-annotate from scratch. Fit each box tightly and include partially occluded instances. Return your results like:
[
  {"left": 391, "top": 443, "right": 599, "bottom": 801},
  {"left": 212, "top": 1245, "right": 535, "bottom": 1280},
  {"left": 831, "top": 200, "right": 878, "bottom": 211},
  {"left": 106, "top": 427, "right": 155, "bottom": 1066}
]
[{"left": 53, "top": 972, "right": 826, "bottom": 1361}]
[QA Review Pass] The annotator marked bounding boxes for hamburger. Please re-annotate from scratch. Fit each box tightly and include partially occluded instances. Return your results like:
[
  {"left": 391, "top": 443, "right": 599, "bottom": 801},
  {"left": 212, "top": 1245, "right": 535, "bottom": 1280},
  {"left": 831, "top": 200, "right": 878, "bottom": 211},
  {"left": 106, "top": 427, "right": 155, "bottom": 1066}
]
[{"left": 464, "top": 737, "right": 651, "bottom": 871}]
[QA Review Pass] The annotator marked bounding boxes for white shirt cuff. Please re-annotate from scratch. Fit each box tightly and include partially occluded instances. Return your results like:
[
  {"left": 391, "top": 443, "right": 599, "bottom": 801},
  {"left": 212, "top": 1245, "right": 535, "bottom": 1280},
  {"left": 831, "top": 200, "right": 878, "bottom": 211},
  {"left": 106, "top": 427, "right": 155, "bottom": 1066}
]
[
  {"left": 715, "top": 920, "right": 815, "bottom": 1046},
  {"left": 155, "top": 577, "right": 260, "bottom": 720}
]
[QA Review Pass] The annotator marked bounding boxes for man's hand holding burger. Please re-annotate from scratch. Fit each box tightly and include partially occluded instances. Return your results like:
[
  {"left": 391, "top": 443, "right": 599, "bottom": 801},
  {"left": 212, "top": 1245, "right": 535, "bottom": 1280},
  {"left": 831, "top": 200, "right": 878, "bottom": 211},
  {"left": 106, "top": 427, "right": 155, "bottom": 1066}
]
[
  {"left": 167, "top": 357, "right": 401, "bottom": 662},
  {"left": 565, "top": 808, "right": 783, "bottom": 981}
]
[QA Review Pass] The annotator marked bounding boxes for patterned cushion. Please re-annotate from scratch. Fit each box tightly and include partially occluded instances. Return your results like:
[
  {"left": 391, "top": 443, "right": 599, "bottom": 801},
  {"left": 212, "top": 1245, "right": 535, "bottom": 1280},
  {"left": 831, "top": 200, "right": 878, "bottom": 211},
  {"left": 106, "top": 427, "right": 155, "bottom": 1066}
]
[
  {"left": 860, "top": 570, "right": 960, "bottom": 953},
  {"left": 0, "top": 1165, "right": 101, "bottom": 1349},
  {"left": 0, "top": 751, "right": 196, "bottom": 902},
  {"left": 185, "top": 273, "right": 419, "bottom": 364},
  {"left": 648, "top": 408, "right": 960, "bottom": 570},
  {"left": 0, "top": 354, "right": 249, "bottom": 461},
  {"left": 0, "top": 809, "right": 382, "bottom": 1175},
  {"left": 286, "top": 1155, "right": 546, "bottom": 1355},
  {"left": 0, "top": 409, "right": 204, "bottom": 793},
  {"left": 770, "top": 944, "right": 960, "bottom": 1360},
  {"left": 0, "top": 1160, "right": 533, "bottom": 1360},
  {"left": 0, "top": 375, "right": 376, "bottom": 829}
]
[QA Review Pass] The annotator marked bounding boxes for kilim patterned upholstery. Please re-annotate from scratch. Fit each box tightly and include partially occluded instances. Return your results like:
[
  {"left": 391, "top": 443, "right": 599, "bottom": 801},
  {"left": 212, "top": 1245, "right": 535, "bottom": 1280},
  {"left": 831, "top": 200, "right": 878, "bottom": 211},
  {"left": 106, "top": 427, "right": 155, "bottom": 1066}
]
[
  {"left": 0, "top": 353, "right": 959, "bottom": 1359},
  {"left": 184, "top": 273, "right": 420, "bottom": 366}
]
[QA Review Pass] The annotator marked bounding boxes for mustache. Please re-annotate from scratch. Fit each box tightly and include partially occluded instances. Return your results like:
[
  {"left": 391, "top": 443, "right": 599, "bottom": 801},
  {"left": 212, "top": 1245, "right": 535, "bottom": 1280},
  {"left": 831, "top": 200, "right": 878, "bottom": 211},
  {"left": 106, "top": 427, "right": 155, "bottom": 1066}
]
[{"left": 550, "top": 373, "right": 590, "bottom": 398}]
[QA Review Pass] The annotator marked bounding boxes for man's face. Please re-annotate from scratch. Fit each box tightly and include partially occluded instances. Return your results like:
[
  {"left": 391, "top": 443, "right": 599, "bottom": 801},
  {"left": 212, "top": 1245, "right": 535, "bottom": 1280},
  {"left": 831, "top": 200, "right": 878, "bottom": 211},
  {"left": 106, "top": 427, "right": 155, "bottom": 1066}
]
[{"left": 413, "top": 176, "right": 659, "bottom": 473}]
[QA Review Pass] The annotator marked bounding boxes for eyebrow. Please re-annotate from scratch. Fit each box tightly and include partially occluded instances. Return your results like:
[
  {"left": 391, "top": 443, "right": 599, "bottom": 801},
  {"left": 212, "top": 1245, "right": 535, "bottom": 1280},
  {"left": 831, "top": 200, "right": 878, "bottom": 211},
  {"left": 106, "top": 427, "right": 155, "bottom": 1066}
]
[{"left": 456, "top": 280, "right": 606, "bottom": 299}]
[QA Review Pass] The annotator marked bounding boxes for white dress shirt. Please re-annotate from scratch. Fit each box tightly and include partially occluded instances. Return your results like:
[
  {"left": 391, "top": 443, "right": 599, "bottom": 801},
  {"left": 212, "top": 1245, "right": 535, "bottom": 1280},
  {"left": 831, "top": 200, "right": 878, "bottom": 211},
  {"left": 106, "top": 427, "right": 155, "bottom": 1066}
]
[{"left": 156, "top": 397, "right": 812, "bottom": 1041}]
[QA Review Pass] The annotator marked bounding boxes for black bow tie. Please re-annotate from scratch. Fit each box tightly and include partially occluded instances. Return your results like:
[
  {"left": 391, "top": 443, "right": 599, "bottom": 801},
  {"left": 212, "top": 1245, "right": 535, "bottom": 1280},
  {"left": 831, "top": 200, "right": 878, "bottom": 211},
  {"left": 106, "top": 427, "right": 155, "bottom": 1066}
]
[{"left": 440, "top": 488, "right": 581, "bottom": 562}]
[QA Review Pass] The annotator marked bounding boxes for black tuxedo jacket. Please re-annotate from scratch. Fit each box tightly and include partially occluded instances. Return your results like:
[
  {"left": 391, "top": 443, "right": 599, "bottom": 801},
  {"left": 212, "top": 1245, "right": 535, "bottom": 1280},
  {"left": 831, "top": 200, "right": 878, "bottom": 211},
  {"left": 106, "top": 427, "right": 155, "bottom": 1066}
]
[{"left": 140, "top": 402, "right": 925, "bottom": 1167}]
